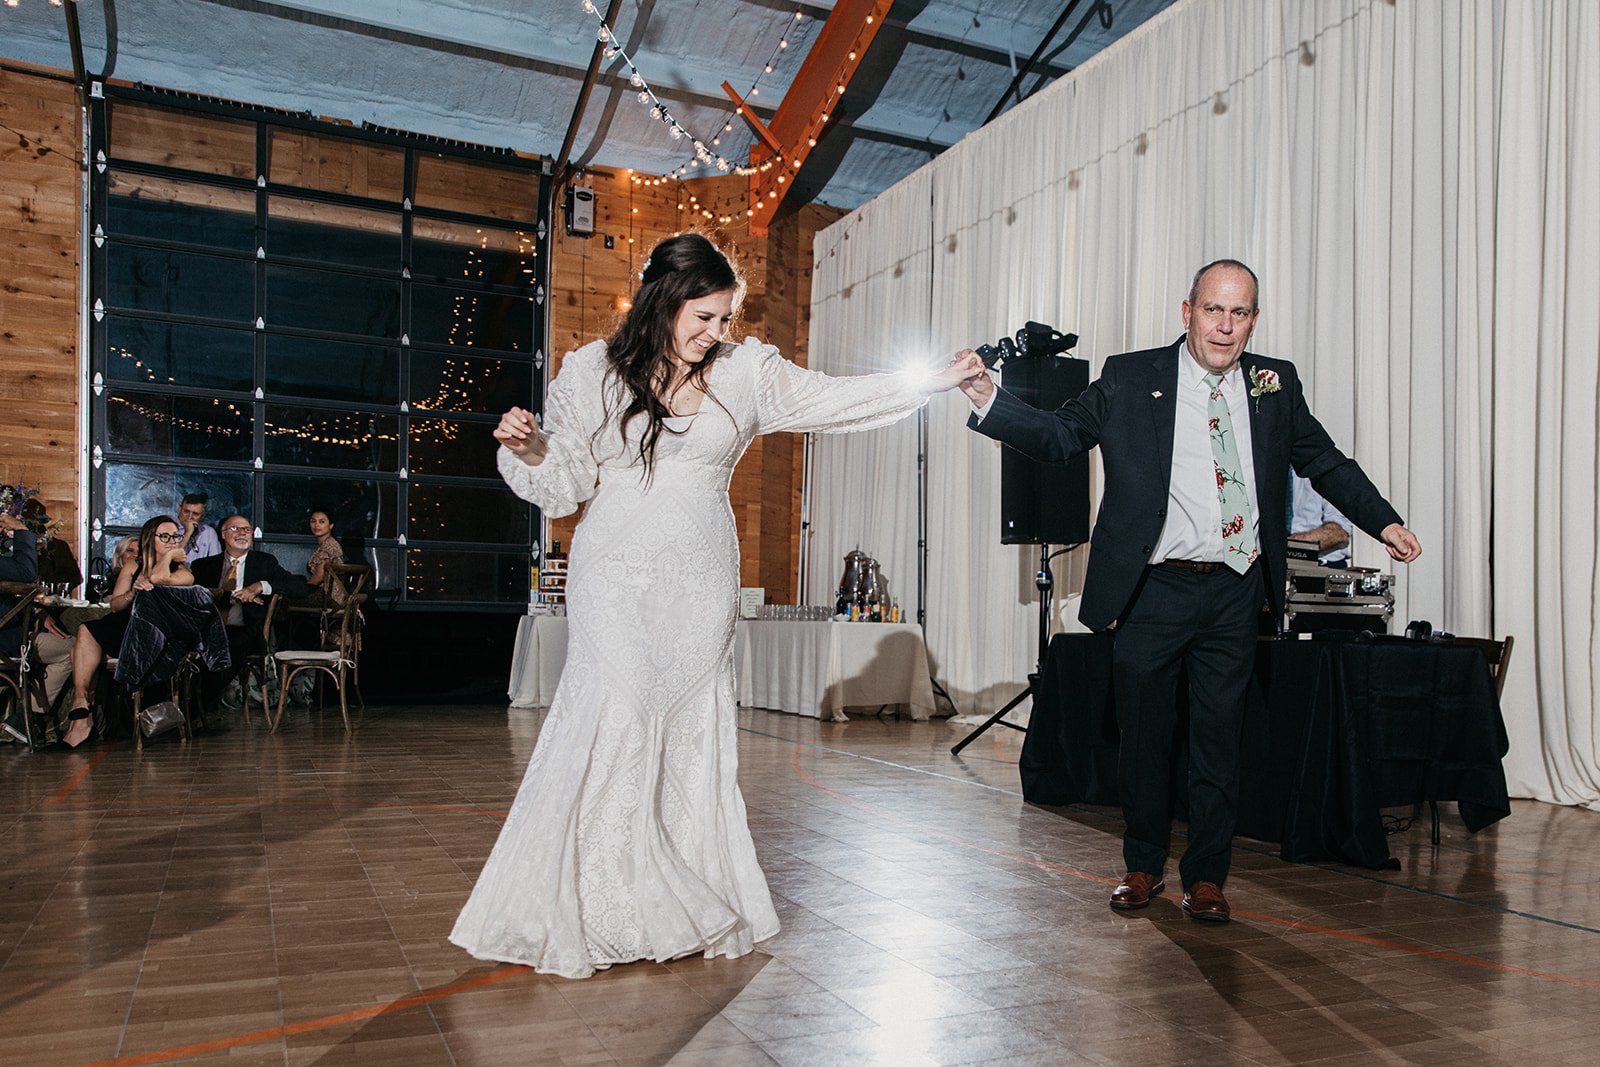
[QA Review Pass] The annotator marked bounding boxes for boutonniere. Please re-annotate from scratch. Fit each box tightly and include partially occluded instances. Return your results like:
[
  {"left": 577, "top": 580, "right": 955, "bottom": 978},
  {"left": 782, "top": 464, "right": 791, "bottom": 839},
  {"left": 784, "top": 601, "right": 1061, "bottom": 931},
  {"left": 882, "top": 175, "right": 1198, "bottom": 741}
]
[{"left": 1248, "top": 368, "right": 1281, "bottom": 411}]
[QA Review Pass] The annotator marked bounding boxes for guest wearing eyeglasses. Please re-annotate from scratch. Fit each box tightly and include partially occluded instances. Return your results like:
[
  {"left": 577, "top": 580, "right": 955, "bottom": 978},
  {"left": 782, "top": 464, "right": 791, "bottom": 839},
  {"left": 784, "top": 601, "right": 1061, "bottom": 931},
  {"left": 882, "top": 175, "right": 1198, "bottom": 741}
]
[
  {"left": 59, "top": 515, "right": 195, "bottom": 749},
  {"left": 189, "top": 517, "right": 306, "bottom": 715}
]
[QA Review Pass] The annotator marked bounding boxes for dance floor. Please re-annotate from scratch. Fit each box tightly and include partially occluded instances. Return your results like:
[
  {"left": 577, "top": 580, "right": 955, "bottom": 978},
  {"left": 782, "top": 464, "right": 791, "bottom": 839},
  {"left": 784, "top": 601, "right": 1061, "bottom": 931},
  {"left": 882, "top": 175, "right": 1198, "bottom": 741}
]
[{"left": 2, "top": 705, "right": 1596, "bottom": 1066}]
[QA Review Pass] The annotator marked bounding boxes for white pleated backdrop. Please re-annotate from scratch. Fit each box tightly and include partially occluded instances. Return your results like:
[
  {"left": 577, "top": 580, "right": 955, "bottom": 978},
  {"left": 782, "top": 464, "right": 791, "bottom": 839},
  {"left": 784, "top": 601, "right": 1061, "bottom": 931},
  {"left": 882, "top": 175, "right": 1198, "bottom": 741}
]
[{"left": 805, "top": 0, "right": 1600, "bottom": 807}]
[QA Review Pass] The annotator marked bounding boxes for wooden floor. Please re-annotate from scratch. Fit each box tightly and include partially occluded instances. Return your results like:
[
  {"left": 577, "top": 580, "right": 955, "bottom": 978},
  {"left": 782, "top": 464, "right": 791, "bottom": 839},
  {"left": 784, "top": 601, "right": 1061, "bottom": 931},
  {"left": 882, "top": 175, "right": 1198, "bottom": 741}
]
[{"left": 1, "top": 706, "right": 1596, "bottom": 1067}]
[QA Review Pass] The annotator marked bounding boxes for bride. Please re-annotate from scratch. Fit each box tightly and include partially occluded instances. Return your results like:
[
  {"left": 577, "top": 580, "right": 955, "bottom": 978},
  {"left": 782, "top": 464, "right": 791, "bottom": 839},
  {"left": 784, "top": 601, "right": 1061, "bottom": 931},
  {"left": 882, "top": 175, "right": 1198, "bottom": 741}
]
[{"left": 451, "top": 232, "right": 982, "bottom": 978}]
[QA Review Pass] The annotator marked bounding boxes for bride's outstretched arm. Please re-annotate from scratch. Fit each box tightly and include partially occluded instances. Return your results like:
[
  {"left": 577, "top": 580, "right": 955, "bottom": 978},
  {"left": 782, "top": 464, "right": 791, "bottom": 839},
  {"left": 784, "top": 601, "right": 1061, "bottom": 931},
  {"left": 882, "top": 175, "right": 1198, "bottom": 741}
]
[{"left": 755, "top": 345, "right": 984, "bottom": 435}]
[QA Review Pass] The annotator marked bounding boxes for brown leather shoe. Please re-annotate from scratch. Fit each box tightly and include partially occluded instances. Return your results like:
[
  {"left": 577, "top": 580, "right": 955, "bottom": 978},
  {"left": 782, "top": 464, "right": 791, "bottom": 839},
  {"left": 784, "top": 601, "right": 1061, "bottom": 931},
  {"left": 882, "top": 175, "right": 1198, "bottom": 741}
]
[
  {"left": 1181, "top": 881, "right": 1231, "bottom": 922},
  {"left": 1109, "top": 871, "right": 1166, "bottom": 910}
]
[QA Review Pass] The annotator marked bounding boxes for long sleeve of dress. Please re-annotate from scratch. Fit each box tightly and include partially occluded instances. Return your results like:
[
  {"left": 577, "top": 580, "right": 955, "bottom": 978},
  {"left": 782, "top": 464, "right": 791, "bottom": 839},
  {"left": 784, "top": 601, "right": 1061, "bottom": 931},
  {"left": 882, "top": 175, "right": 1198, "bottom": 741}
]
[
  {"left": 497, "top": 343, "right": 606, "bottom": 518},
  {"left": 751, "top": 342, "right": 936, "bottom": 436}
]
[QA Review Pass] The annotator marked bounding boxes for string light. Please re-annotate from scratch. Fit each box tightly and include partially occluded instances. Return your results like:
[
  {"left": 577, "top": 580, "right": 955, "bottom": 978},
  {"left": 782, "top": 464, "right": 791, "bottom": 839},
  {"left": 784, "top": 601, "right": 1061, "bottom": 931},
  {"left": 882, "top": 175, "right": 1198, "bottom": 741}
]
[
  {"left": 612, "top": 5, "right": 816, "bottom": 183},
  {"left": 575, "top": 1, "right": 760, "bottom": 177}
]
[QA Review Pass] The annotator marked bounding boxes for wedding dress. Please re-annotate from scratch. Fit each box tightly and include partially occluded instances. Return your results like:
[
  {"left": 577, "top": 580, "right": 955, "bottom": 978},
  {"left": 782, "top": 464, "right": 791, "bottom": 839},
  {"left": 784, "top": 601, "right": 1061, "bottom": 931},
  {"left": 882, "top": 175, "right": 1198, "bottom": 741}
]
[{"left": 450, "top": 337, "right": 937, "bottom": 978}]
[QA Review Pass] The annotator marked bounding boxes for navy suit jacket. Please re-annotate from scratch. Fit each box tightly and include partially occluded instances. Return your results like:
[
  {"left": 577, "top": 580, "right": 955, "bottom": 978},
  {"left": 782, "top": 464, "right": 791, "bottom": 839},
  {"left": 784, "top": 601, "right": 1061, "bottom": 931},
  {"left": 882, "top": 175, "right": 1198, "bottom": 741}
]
[
  {"left": 0, "top": 530, "right": 38, "bottom": 656},
  {"left": 971, "top": 339, "right": 1404, "bottom": 631}
]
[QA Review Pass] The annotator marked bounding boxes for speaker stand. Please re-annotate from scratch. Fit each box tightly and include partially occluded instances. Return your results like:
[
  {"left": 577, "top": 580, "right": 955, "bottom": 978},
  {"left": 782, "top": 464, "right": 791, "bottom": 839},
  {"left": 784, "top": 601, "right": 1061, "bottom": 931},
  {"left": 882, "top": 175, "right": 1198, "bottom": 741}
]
[{"left": 952, "top": 542, "right": 1054, "bottom": 756}]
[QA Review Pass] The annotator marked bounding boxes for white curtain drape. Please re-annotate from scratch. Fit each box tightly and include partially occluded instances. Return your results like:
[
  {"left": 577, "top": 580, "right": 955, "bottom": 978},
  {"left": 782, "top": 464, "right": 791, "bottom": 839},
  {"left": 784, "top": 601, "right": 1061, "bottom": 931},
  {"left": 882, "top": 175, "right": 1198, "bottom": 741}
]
[
  {"left": 807, "top": 0, "right": 1600, "bottom": 806},
  {"left": 807, "top": 169, "right": 934, "bottom": 634}
]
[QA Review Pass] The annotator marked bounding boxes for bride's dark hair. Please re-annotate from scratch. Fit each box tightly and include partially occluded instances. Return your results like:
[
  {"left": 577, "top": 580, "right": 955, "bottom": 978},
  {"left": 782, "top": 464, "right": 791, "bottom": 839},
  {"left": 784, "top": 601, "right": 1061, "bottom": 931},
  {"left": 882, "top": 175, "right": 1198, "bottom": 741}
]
[{"left": 603, "top": 232, "right": 743, "bottom": 473}]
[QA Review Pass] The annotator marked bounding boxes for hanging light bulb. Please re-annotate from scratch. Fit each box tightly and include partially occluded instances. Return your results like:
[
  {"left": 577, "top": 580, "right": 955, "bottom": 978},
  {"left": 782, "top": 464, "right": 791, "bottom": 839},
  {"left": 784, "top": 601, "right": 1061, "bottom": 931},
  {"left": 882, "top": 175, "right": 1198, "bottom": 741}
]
[
  {"left": 638, "top": 90, "right": 649, "bottom": 103},
  {"left": 630, "top": 70, "right": 643, "bottom": 87}
]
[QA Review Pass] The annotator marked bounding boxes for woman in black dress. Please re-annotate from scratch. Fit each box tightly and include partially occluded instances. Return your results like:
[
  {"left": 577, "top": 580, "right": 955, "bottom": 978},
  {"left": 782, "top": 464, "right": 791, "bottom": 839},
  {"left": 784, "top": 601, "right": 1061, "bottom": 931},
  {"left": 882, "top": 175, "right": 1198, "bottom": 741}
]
[{"left": 62, "top": 515, "right": 194, "bottom": 748}]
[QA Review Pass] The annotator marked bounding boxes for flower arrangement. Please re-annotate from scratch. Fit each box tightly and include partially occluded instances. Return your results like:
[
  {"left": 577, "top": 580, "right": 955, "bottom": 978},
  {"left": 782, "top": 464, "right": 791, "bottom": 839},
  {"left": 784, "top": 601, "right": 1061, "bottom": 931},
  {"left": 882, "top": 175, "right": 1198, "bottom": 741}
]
[
  {"left": 0, "top": 481, "right": 41, "bottom": 557},
  {"left": 0, "top": 481, "right": 39, "bottom": 519}
]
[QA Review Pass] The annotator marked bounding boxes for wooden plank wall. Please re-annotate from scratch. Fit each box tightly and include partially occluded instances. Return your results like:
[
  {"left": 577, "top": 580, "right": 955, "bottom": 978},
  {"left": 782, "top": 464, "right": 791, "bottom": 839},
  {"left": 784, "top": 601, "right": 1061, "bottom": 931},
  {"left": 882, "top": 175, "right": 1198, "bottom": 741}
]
[
  {"left": 0, "top": 66, "right": 842, "bottom": 604},
  {"left": 0, "top": 68, "right": 81, "bottom": 539}
]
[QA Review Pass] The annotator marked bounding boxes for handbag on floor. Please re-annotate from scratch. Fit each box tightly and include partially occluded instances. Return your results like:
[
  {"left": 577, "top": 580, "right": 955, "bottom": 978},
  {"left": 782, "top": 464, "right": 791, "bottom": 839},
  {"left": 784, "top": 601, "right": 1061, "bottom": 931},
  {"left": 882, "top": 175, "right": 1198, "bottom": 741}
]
[{"left": 137, "top": 699, "right": 185, "bottom": 739}]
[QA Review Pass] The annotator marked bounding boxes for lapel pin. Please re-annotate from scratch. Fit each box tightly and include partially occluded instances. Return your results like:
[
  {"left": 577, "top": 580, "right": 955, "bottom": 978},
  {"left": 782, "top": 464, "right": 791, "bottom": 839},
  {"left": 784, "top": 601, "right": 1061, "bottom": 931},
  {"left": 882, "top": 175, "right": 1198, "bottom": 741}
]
[{"left": 1151, "top": 390, "right": 1163, "bottom": 398}]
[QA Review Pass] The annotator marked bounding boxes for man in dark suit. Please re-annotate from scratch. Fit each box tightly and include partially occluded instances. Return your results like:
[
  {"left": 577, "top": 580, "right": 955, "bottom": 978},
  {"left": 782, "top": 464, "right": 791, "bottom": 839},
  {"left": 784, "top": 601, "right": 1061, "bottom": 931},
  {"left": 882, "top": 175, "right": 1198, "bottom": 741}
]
[
  {"left": 960, "top": 260, "right": 1422, "bottom": 921},
  {"left": 189, "top": 515, "right": 306, "bottom": 714}
]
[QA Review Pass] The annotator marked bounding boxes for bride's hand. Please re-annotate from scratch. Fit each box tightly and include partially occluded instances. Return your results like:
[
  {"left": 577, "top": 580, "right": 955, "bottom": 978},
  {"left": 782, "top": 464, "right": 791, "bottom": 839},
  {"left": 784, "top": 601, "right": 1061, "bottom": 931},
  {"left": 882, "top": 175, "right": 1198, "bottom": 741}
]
[
  {"left": 930, "top": 349, "right": 989, "bottom": 393},
  {"left": 494, "top": 407, "right": 549, "bottom": 464}
]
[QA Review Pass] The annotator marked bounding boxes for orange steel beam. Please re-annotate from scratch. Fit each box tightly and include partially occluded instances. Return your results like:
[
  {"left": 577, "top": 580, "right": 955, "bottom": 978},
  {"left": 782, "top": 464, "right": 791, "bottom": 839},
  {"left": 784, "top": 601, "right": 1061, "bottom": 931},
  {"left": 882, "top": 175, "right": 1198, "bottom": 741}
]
[
  {"left": 735, "top": 0, "right": 893, "bottom": 234},
  {"left": 721, "top": 81, "right": 783, "bottom": 155}
]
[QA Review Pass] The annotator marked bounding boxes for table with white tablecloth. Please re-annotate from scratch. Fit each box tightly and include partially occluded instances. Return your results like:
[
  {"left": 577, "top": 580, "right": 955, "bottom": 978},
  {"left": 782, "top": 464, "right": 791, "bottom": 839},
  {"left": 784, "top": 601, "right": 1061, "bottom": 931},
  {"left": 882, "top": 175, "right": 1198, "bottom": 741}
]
[
  {"left": 507, "top": 615, "right": 570, "bottom": 710},
  {"left": 509, "top": 616, "right": 937, "bottom": 721}
]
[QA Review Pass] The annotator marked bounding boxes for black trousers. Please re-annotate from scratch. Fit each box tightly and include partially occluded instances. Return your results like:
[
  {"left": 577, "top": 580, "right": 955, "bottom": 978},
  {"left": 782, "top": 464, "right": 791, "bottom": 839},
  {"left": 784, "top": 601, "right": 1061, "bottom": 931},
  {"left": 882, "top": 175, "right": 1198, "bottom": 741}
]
[
  {"left": 201, "top": 623, "right": 259, "bottom": 710},
  {"left": 1112, "top": 563, "right": 1264, "bottom": 889}
]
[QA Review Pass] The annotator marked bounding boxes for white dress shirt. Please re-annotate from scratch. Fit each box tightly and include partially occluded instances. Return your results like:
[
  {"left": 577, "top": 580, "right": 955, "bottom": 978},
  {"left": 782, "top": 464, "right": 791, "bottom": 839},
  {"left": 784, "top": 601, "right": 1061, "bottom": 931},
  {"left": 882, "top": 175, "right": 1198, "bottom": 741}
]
[
  {"left": 218, "top": 550, "right": 272, "bottom": 626},
  {"left": 971, "top": 344, "right": 1261, "bottom": 563},
  {"left": 1152, "top": 350, "right": 1259, "bottom": 563}
]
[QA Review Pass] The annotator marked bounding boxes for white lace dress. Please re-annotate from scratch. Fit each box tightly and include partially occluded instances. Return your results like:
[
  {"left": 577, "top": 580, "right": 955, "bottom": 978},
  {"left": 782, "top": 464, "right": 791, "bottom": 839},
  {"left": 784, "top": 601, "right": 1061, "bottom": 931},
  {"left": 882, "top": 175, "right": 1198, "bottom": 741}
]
[{"left": 450, "top": 337, "right": 937, "bottom": 978}]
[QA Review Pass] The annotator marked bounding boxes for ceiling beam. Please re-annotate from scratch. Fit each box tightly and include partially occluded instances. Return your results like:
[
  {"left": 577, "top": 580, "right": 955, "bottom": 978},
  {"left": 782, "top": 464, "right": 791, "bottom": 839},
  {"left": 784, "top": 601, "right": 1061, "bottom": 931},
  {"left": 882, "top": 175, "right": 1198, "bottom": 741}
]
[
  {"left": 757, "top": 0, "right": 1077, "bottom": 79},
  {"left": 741, "top": 0, "right": 893, "bottom": 234},
  {"left": 553, "top": 0, "right": 627, "bottom": 190}
]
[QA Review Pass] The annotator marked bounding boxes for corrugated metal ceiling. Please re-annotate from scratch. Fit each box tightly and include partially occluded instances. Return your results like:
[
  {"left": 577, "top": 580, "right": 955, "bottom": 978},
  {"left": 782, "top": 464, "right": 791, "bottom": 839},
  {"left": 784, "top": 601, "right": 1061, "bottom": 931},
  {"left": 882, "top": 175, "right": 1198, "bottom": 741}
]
[{"left": 1, "top": 0, "right": 1175, "bottom": 209}]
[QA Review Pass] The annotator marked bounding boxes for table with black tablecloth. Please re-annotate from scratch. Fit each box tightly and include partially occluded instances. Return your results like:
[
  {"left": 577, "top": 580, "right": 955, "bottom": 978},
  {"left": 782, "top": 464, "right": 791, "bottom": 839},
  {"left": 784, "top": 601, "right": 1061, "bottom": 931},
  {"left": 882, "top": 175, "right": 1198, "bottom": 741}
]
[{"left": 1021, "top": 633, "right": 1511, "bottom": 868}]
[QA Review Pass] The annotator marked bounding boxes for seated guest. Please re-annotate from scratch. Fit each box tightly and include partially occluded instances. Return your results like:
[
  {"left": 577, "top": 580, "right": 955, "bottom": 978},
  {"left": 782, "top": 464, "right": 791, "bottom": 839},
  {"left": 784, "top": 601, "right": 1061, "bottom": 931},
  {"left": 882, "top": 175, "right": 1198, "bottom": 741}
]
[
  {"left": 190, "top": 516, "right": 306, "bottom": 713},
  {"left": 62, "top": 515, "right": 194, "bottom": 748},
  {"left": 109, "top": 534, "right": 140, "bottom": 579},
  {"left": 179, "top": 492, "right": 221, "bottom": 564},
  {"left": 301, "top": 510, "right": 348, "bottom": 609},
  {"left": 22, "top": 499, "right": 82, "bottom": 593},
  {"left": 1290, "top": 475, "right": 1355, "bottom": 567},
  {"left": 0, "top": 512, "right": 37, "bottom": 582},
  {"left": 1, "top": 513, "right": 51, "bottom": 743},
  {"left": 12, "top": 501, "right": 77, "bottom": 736}
]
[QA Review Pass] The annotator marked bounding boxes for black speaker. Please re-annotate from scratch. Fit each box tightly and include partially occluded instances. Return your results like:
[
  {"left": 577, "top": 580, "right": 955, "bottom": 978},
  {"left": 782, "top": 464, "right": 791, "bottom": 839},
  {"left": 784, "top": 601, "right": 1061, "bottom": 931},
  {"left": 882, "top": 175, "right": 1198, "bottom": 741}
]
[{"left": 999, "top": 356, "right": 1091, "bottom": 545}]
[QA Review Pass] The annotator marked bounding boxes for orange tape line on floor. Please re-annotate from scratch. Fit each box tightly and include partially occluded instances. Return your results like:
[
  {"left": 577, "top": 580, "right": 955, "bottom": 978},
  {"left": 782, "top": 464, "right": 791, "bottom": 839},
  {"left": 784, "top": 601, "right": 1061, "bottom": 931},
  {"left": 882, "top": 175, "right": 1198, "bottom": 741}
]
[
  {"left": 46, "top": 750, "right": 108, "bottom": 804},
  {"left": 77, "top": 965, "right": 530, "bottom": 1067}
]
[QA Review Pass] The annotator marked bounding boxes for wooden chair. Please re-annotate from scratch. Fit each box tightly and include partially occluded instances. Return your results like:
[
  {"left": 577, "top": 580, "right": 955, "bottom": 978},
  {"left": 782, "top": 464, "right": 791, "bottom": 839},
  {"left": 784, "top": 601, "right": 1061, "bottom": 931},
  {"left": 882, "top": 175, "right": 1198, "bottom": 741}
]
[
  {"left": 270, "top": 563, "right": 370, "bottom": 734},
  {"left": 1454, "top": 635, "right": 1514, "bottom": 699},
  {"left": 106, "top": 650, "right": 201, "bottom": 753},
  {"left": 284, "top": 563, "right": 369, "bottom": 707},
  {"left": 0, "top": 581, "right": 47, "bottom": 751},
  {"left": 1426, "top": 635, "right": 1514, "bottom": 845},
  {"left": 238, "top": 594, "right": 281, "bottom": 726},
  {"left": 111, "top": 587, "right": 227, "bottom": 752}
]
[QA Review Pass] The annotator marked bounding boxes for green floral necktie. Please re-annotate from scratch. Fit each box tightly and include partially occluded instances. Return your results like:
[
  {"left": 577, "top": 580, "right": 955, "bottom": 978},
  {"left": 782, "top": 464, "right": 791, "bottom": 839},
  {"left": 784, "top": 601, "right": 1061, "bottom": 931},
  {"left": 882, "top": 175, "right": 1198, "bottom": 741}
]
[{"left": 1205, "top": 372, "right": 1257, "bottom": 574}]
